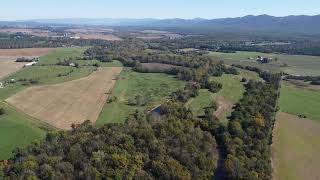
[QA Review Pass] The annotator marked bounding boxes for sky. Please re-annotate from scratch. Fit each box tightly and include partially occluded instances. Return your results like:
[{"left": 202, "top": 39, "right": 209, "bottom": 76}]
[{"left": 0, "top": 0, "right": 319, "bottom": 20}]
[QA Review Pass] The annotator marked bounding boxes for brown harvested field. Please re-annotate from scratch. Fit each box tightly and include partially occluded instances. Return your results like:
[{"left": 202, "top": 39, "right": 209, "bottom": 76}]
[
  {"left": 0, "top": 59, "right": 26, "bottom": 79},
  {"left": 6, "top": 67, "right": 123, "bottom": 130},
  {"left": 74, "top": 33, "right": 122, "bottom": 41},
  {"left": 272, "top": 112, "right": 320, "bottom": 180},
  {"left": 0, "top": 48, "right": 55, "bottom": 57},
  {"left": 67, "top": 28, "right": 114, "bottom": 33}
]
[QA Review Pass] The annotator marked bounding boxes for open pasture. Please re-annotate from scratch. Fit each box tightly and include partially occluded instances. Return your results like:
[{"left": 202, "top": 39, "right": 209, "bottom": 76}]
[
  {"left": 6, "top": 67, "right": 123, "bottom": 130},
  {"left": 280, "top": 83, "right": 320, "bottom": 122},
  {"left": 0, "top": 101, "right": 45, "bottom": 160},
  {"left": 272, "top": 112, "right": 320, "bottom": 180},
  {"left": 210, "top": 51, "right": 320, "bottom": 76},
  {"left": 97, "top": 69, "right": 185, "bottom": 124}
]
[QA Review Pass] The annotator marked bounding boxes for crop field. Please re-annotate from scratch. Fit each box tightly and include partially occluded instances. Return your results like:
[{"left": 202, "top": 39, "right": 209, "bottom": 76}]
[
  {"left": 6, "top": 67, "right": 123, "bottom": 130},
  {"left": 272, "top": 112, "right": 320, "bottom": 180},
  {"left": 0, "top": 47, "right": 113, "bottom": 100},
  {"left": 187, "top": 69, "right": 261, "bottom": 120},
  {"left": 279, "top": 83, "right": 320, "bottom": 122},
  {"left": 210, "top": 51, "right": 320, "bottom": 76},
  {"left": 0, "top": 101, "right": 46, "bottom": 160},
  {"left": 74, "top": 33, "right": 122, "bottom": 41},
  {"left": 97, "top": 69, "right": 185, "bottom": 125},
  {"left": 66, "top": 28, "right": 121, "bottom": 41},
  {"left": 0, "top": 48, "right": 55, "bottom": 79},
  {"left": 0, "top": 59, "right": 26, "bottom": 79},
  {"left": 0, "top": 48, "right": 54, "bottom": 57},
  {"left": 0, "top": 66, "right": 96, "bottom": 100}
]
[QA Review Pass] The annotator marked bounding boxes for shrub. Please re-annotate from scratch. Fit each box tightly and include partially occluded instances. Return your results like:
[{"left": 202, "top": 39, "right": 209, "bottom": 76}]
[{"left": 0, "top": 108, "right": 5, "bottom": 115}]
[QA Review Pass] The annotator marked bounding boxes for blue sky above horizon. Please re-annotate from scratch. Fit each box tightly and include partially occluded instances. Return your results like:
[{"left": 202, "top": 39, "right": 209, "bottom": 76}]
[{"left": 0, "top": 0, "right": 319, "bottom": 20}]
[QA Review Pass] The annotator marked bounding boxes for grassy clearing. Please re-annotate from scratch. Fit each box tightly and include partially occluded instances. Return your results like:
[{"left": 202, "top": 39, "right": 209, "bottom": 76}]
[
  {"left": 188, "top": 73, "right": 248, "bottom": 120},
  {"left": 97, "top": 69, "right": 185, "bottom": 124},
  {"left": 187, "top": 69, "right": 260, "bottom": 119},
  {"left": 280, "top": 83, "right": 320, "bottom": 122},
  {"left": 210, "top": 51, "right": 320, "bottom": 76},
  {"left": 0, "top": 102, "right": 45, "bottom": 160},
  {"left": 37, "top": 47, "right": 87, "bottom": 65},
  {"left": 272, "top": 112, "right": 320, "bottom": 180}
]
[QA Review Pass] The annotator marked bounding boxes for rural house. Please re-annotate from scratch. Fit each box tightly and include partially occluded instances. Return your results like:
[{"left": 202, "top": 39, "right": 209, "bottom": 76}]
[{"left": 256, "top": 56, "right": 272, "bottom": 63}]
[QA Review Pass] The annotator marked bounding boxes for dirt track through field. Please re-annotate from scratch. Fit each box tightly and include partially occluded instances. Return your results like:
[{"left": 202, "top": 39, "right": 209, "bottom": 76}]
[
  {"left": 6, "top": 67, "right": 123, "bottom": 129},
  {"left": 214, "top": 96, "right": 233, "bottom": 120}
]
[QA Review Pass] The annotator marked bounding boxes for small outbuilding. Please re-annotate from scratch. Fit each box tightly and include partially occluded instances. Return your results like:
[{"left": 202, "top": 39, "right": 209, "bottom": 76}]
[{"left": 23, "top": 61, "right": 38, "bottom": 68}]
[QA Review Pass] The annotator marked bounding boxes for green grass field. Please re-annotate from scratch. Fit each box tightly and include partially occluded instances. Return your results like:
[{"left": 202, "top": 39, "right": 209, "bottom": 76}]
[
  {"left": 0, "top": 102, "right": 46, "bottom": 160},
  {"left": 272, "top": 112, "right": 320, "bottom": 180},
  {"left": 210, "top": 51, "right": 320, "bottom": 76},
  {"left": 280, "top": 83, "right": 320, "bottom": 122},
  {"left": 97, "top": 69, "right": 185, "bottom": 124},
  {"left": 37, "top": 47, "right": 87, "bottom": 65}
]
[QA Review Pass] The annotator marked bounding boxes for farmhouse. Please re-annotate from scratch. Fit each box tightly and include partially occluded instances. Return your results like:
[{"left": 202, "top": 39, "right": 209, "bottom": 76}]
[
  {"left": 256, "top": 56, "right": 272, "bottom": 63},
  {"left": 23, "top": 61, "right": 38, "bottom": 67}
]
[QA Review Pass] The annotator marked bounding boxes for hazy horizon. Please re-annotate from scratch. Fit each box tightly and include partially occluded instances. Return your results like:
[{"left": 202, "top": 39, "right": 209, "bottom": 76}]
[{"left": 0, "top": 0, "right": 319, "bottom": 21}]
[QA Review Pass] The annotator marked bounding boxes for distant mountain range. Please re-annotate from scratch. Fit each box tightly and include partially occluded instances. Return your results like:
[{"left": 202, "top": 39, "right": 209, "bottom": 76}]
[{"left": 1, "top": 15, "right": 320, "bottom": 34}]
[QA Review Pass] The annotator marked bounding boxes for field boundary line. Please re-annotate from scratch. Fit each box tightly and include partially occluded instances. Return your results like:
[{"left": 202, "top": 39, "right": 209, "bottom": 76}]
[{"left": 2, "top": 101, "right": 57, "bottom": 131}]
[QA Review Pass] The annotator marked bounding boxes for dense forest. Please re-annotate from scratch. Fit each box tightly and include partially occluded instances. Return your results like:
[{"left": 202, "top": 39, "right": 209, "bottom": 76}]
[
  {"left": 220, "top": 73, "right": 281, "bottom": 179},
  {"left": 148, "top": 36, "right": 320, "bottom": 56}
]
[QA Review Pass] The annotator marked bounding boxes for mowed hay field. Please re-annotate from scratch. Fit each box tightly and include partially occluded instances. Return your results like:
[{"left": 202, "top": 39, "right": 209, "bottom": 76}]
[
  {"left": 280, "top": 83, "right": 320, "bottom": 122},
  {"left": 0, "top": 102, "right": 45, "bottom": 160},
  {"left": 6, "top": 67, "right": 123, "bottom": 129},
  {"left": 272, "top": 112, "right": 320, "bottom": 180}
]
